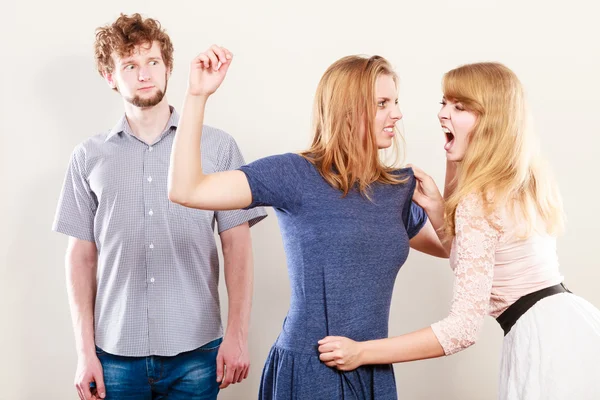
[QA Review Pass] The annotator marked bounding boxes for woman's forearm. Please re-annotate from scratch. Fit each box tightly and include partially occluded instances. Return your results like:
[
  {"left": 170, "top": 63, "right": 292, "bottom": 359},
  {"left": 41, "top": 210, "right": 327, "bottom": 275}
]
[{"left": 359, "top": 327, "right": 445, "bottom": 365}]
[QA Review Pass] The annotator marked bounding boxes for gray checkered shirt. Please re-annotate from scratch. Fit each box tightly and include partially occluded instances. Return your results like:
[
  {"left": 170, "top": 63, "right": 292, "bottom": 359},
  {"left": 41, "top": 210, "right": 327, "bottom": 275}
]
[{"left": 52, "top": 107, "right": 267, "bottom": 357}]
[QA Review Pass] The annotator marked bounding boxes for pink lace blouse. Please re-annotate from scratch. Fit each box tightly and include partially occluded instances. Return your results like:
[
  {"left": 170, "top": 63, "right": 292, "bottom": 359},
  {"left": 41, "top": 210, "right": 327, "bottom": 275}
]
[{"left": 430, "top": 194, "right": 563, "bottom": 355}]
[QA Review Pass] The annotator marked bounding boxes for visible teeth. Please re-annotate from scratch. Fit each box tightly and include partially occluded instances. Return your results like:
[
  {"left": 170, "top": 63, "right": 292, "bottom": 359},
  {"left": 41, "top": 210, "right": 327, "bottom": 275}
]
[
  {"left": 384, "top": 127, "right": 393, "bottom": 132},
  {"left": 442, "top": 127, "right": 451, "bottom": 133}
]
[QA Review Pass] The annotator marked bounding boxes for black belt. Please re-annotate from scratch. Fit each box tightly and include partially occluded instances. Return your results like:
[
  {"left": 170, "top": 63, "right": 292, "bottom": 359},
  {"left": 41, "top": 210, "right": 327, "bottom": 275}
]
[{"left": 496, "top": 283, "right": 571, "bottom": 336}]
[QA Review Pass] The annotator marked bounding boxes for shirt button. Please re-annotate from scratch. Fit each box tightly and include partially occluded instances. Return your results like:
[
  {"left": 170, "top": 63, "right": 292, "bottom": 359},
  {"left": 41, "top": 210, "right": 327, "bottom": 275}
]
[
  {"left": 147, "top": 176, "right": 152, "bottom": 182},
  {"left": 149, "top": 210, "right": 154, "bottom": 216},
  {"left": 149, "top": 243, "right": 154, "bottom": 249},
  {"left": 148, "top": 146, "right": 153, "bottom": 152},
  {"left": 150, "top": 277, "right": 155, "bottom": 283}
]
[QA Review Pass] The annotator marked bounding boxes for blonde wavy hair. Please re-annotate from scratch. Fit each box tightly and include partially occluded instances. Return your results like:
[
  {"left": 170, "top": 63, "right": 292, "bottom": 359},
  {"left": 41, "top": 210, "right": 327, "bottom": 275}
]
[
  {"left": 443, "top": 62, "right": 564, "bottom": 238},
  {"left": 301, "top": 55, "right": 407, "bottom": 197}
]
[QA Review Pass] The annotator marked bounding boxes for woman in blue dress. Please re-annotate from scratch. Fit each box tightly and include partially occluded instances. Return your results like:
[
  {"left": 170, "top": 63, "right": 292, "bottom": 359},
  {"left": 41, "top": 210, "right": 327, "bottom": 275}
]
[{"left": 168, "top": 45, "right": 448, "bottom": 399}]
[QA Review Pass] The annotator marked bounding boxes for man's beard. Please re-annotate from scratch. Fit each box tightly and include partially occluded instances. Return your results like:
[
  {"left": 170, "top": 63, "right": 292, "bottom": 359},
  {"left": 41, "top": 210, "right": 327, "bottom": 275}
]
[{"left": 123, "top": 76, "right": 168, "bottom": 108}]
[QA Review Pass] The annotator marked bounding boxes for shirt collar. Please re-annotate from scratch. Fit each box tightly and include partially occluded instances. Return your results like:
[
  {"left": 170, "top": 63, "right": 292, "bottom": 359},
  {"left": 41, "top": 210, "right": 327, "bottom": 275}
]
[{"left": 105, "top": 106, "right": 179, "bottom": 142}]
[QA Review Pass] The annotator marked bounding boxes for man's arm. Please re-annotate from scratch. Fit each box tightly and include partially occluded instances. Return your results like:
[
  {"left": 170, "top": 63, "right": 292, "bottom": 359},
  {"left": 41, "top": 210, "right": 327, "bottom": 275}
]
[
  {"left": 66, "top": 237, "right": 105, "bottom": 399},
  {"left": 215, "top": 222, "right": 254, "bottom": 389}
]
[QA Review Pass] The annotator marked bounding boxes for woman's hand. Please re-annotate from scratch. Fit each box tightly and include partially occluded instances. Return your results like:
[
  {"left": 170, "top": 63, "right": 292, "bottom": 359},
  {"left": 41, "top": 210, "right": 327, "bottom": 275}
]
[
  {"left": 408, "top": 164, "right": 444, "bottom": 213},
  {"left": 318, "top": 336, "right": 364, "bottom": 371}
]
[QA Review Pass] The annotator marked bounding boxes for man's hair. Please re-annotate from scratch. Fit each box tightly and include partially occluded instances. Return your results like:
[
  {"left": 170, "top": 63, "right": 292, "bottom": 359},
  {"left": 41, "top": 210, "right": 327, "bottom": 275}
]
[{"left": 94, "top": 13, "right": 174, "bottom": 76}]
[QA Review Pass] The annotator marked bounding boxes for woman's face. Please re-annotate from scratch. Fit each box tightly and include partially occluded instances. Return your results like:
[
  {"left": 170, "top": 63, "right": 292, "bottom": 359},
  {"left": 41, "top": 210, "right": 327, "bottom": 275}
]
[
  {"left": 438, "top": 97, "right": 477, "bottom": 161},
  {"left": 372, "top": 74, "right": 403, "bottom": 149}
]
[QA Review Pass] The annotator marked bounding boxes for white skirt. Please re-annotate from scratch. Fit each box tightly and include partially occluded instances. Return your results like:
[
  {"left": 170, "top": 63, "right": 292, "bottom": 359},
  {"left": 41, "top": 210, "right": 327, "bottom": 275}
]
[{"left": 499, "top": 293, "right": 600, "bottom": 400}]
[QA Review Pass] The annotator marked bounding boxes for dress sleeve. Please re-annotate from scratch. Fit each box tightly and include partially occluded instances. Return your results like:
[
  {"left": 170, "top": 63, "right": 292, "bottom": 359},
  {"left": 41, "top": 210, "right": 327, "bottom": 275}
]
[{"left": 238, "top": 153, "right": 304, "bottom": 213}]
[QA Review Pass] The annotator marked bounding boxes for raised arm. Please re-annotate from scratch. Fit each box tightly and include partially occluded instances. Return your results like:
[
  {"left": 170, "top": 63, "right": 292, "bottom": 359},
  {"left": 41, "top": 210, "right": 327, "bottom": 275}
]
[{"left": 168, "top": 45, "right": 251, "bottom": 211}]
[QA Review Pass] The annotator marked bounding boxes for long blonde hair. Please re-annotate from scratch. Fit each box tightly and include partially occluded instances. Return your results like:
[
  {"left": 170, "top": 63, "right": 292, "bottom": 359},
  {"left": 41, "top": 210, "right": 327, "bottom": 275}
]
[
  {"left": 443, "top": 62, "right": 564, "bottom": 237},
  {"left": 301, "top": 55, "right": 407, "bottom": 197}
]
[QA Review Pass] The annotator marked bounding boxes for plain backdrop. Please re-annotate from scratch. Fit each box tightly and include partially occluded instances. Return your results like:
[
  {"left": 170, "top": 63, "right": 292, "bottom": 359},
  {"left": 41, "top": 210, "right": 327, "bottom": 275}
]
[{"left": 2, "top": 0, "right": 599, "bottom": 398}]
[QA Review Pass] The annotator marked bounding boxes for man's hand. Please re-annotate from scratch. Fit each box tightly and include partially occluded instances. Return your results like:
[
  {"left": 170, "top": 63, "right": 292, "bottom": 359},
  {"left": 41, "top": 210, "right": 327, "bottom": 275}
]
[
  {"left": 74, "top": 351, "right": 105, "bottom": 400},
  {"left": 216, "top": 335, "right": 250, "bottom": 389}
]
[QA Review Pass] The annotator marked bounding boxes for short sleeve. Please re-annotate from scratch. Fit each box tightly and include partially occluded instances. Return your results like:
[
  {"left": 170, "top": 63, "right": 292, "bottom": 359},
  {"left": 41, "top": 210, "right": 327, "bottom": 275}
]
[
  {"left": 402, "top": 172, "right": 427, "bottom": 238},
  {"left": 238, "top": 153, "right": 304, "bottom": 213},
  {"left": 404, "top": 201, "right": 427, "bottom": 239},
  {"left": 212, "top": 133, "right": 267, "bottom": 233},
  {"left": 52, "top": 145, "right": 97, "bottom": 242}
]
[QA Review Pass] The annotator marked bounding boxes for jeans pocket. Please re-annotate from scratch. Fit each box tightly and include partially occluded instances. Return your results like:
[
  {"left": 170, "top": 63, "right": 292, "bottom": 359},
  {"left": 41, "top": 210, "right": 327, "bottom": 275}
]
[
  {"left": 195, "top": 337, "right": 223, "bottom": 352},
  {"left": 95, "top": 345, "right": 107, "bottom": 356}
]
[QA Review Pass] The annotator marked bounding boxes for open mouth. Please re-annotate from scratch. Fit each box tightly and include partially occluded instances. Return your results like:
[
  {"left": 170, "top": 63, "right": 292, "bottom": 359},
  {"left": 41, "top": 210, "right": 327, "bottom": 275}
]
[{"left": 443, "top": 127, "right": 455, "bottom": 150}]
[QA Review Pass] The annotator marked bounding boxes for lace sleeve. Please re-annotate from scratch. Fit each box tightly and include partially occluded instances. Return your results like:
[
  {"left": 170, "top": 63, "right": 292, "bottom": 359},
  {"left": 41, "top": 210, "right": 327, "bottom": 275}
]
[{"left": 431, "top": 194, "right": 500, "bottom": 355}]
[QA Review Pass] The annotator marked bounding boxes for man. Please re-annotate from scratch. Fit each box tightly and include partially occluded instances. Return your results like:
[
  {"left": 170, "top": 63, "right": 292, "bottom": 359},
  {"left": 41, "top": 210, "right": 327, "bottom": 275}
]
[{"left": 52, "top": 13, "right": 266, "bottom": 400}]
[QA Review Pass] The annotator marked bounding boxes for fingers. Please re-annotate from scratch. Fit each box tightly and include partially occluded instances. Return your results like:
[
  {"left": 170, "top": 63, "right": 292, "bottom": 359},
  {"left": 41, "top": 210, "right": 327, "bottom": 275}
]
[
  {"left": 216, "top": 339, "right": 250, "bottom": 388},
  {"left": 217, "top": 351, "right": 237, "bottom": 389},
  {"left": 224, "top": 363, "right": 248, "bottom": 385},
  {"left": 216, "top": 353, "right": 224, "bottom": 384},
  {"left": 318, "top": 341, "right": 341, "bottom": 353},
  {"left": 319, "top": 351, "right": 337, "bottom": 363},
  {"left": 233, "top": 368, "right": 246, "bottom": 383},
  {"left": 196, "top": 45, "right": 233, "bottom": 71},
  {"left": 234, "top": 370, "right": 242, "bottom": 384},
  {"left": 230, "top": 363, "right": 242, "bottom": 384},
  {"left": 318, "top": 336, "right": 341, "bottom": 345},
  {"left": 206, "top": 50, "right": 219, "bottom": 71},
  {"left": 75, "top": 383, "right": 84, "bottom": 400},
  {"left": 406, "top": 163, "right": 427, "bottom": 181},
  {"left": 220, "top": 364, "right": 235, "bottom": 389},
  {"left": 197, "top": 53, "right": 210, "bottom": 69},
  {"left": 412, "top": 187, "right": 425, "bottom": 202},
  {"left": 318, "top": 337, "right": 355, "bottom": 370},
  {"left": 94, "top": 373, "right": 106, "bottom": 399},
  {"left": 218, "top": 366, "right": 229, "bottom": 389},
  {"left": 320, "top": 350, "right": 347, "bottom": 370},
  {"left": 239, "top": 363, "right": 250, "bottom": 383},
  {"left": 211, "top": 45, "right": 232, "bottom": 64},
  {"left": 318, "top": 337, "right": 343, "bottom": 368},
  {"left": 318, "top": 337, "right": 345, "bottom": 355},
  {"left": 79, "top": 381, "right": 92, "bottom": 400}
]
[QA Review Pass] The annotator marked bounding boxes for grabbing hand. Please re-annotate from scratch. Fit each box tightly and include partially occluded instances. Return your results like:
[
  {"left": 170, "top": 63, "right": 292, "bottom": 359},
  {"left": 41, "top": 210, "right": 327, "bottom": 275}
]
[
  {"left": 318, "top": 336, "right": 363, "bottom": 372},
  {"left": 408, "top": 164, "right": 443, "bottom": 212}
]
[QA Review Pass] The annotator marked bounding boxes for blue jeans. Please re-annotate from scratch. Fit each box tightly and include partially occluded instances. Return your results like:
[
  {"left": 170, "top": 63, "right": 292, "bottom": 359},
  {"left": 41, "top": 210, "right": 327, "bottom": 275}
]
[{"left": 94, "top": 338, "right": 222, "bottom": 399}]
